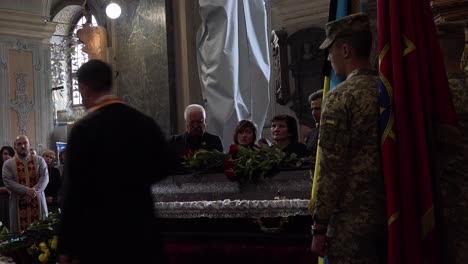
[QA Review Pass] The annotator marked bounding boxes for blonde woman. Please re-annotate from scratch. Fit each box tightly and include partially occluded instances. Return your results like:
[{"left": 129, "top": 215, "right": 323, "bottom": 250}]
[{"left": 42, "top": 150, "right": 62, "bottom": 212}]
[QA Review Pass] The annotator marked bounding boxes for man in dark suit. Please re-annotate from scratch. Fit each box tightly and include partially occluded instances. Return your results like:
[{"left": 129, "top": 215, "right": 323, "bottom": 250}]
[
  {"left": 168, "top": 104, "right": 223, "bottom": 161},
  {"left": 304, "top": 89, "right": 323, "bottom": 160},
  {"left": 57, "top": 60, "right": 173, "bottom": 263}
]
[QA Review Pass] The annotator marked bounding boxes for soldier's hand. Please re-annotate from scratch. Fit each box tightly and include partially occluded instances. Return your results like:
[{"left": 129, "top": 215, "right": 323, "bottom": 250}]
[{"left": 310, "top": 234, "right": 328, "bottom": 257}]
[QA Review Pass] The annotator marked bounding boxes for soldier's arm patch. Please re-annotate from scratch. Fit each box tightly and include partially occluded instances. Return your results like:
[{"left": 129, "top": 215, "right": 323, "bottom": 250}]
[
  {"left": 319, "top": 113, "right": 348, "bottom": 151},
  {"left": 324, "top": 116, "right": 337, "bottom": 126}
]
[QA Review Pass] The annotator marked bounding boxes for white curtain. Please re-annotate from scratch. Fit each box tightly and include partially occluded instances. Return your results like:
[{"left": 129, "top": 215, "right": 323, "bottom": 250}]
[{"left": 197, "top": 0, "right": 271, "bottom": 151}]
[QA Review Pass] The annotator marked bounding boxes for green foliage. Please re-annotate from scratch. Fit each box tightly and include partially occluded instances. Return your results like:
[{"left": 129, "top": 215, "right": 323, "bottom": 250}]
[
  {"left": 183, "top": 149, "right": 230, "bottom": 174},
  {"left": 0, "top": 226, "right": 8, "bottom": 236},
  {"left": 0, "top": 212, "right": 60, "bottom": 263},
  {"left": 233, "top": 145, "right": 303, "bottom": 182},
  {"left": 182, "top": 145, "right": 304, "bottom": 182}
]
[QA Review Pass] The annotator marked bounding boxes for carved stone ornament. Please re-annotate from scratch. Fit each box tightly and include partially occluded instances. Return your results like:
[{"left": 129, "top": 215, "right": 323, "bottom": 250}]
[
  {"left": 287, "top": 27, "right": 326, "bottom": 128},
  {"left": 15, "top": 41, "right": 28, "bottom": 51},
  {"left": 271, "top": 30, "right": 291, "bottom": 105},
  {"left": 10, "top": 72, "right": 34, "bottom": 135}
]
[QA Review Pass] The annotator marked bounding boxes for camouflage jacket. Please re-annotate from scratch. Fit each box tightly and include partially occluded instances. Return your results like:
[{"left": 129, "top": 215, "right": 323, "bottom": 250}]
[
  {"left": 313, "top": 68, "right": 386, "bottom": 236},
  {"left": 439, "top": 73, "right": 468, "bottom": 264},
  {"left": 448, "top": 72, "right": 468, "bottom": 149}
]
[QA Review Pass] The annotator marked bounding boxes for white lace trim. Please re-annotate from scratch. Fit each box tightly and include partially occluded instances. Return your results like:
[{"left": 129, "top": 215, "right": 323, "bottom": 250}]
[{"left": 155, "top": 199, "right": 310, "bottom": 218}]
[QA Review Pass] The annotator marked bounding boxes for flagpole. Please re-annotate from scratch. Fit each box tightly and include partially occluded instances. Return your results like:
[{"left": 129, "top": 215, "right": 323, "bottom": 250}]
[
  {"left": 309, "top": 76, "right": 330, "bottom": 210},
  {"left": 310, "top": 2, "right": 350, "bottom": 264},
  {"left": 310, "top": 76, "right": 330, "bottom": 264}
]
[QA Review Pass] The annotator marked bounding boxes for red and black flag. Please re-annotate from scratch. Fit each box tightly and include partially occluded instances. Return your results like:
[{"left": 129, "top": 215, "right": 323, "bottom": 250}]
[{"left": 378, "top": 0, "right": 458, "bottom": 263}]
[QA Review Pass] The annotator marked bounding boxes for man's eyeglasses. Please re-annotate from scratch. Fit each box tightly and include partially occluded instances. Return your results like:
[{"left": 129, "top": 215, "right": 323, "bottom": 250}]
[{"left": 16, "top": 141, "right": 29, "bottom": 147}]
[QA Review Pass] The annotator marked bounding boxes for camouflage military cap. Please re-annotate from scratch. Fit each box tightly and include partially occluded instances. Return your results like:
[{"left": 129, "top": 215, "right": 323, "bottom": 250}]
[
  {"left": 319, "top": 13, "right": 370, "bottom": 50},
  {"left": 436, "top": 22, "right": 466, "bottom": 39}
]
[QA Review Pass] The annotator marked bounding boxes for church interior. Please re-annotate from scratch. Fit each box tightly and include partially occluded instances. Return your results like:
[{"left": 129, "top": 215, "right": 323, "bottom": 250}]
[
  {"left": 0, "top": 0, "right": 467, "bottom": 263},
  {"left": 0, "top": 0, "right": 466, "bottom": 152},
  {"left": 0, "top": 0, "right": 374, "bottom": 151}
]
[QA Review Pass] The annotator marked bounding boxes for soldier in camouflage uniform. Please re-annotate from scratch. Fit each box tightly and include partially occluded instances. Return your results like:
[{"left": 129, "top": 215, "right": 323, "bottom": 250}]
[
  {"left": 310, "top": 13, "right": 387, "bottom": 264},
  {"left": 437, "top": 22, "right": 468, "bottom": 264}
]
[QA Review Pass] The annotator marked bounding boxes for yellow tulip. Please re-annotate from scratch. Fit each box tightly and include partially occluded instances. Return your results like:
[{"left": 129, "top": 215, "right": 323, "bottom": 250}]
[
  {"left": 50, "top": 237, "right": 58, "bottom": 250},
  {"left": 39, "top": 242, "right": 48, "bottom": 252},
  {"left": 38, "top": 253, "right": 48, "bottom": 263}
]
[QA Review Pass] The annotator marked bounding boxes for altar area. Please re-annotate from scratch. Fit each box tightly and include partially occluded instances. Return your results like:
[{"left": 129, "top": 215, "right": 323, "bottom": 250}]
[{"left": 154, "top": 169, "right": 316, "bottom": 263}]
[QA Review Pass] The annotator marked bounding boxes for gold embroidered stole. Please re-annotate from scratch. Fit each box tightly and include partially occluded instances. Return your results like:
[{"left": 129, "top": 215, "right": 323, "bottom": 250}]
[
  {"left": 15, "top": 155, "right": 40, "bottom": 231},
  {"left": 87, "top": 95, "right": 123, "bottom": 113}
]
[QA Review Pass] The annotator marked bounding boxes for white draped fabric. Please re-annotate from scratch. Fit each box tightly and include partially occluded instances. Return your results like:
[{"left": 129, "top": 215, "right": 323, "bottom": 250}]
[{"left": 197, "top": 0, "right": 271, "bottom": 150}]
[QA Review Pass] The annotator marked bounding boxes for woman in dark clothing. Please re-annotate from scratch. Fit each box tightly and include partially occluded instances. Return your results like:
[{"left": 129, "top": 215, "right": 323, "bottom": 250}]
[
  {"left": 233, "top": 120, "right": 258, "bottom": 149},
  {"left": 42, "top": 150, "right": 62, "bottom": 212},
  {"left": 270, "top": 115, "right": 307, "bottom": 157},
  {"left": 0, "top": 146, "right": 15, "bottom": 229}
]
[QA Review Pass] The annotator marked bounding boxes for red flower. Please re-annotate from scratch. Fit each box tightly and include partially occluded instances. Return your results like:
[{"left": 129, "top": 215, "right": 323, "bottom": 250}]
[
  {"left": 223, "top": 157, "right": 238, "bottom": 181},
  {"left": 223, "top": 157, "right": 234, "bottom": 168},
  {"left": 224, "top": 167, "right": 238, "bottom": 181},
  {"left": 229, "top": 144, "right": 238, "bottom": 158},
  {"left": 182, "top": 149, "right": 195, "bottom": 158}
]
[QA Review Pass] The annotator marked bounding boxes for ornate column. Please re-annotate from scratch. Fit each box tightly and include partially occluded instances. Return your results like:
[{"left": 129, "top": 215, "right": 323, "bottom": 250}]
[
  {"left": 112, "top": 0, "right": 172, "bottom": 134},
  {"left": 431, "top": 0, "right": 468, "bottom": 72},
  {"left": 0, "top": 9, "right": 56, "bottom": 152},
  {"left": 431, "top": 0, "right": 468, "bottom": 24}
]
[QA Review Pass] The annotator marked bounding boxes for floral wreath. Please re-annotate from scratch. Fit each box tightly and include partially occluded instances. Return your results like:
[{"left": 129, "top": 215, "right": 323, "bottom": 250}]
[{"left": 183, "top": 144, "right": 308, "bottom": 183}]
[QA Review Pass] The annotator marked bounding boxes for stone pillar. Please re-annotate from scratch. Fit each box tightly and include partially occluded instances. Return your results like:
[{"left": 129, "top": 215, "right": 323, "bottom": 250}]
[
  {"left": 0, "top": 9, "right": 56, "bottom": 152},
  {"left": 171, "top": 0, "right": 203, "bottom": 133},
  {"left": 112, "top": 0, "right": 172, "bottom": 135}
]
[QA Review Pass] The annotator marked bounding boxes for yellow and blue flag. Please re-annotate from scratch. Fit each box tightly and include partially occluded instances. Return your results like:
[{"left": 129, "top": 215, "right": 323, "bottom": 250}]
[{"left": 309, "top": 1, "right": 361, "bottom": 263}]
